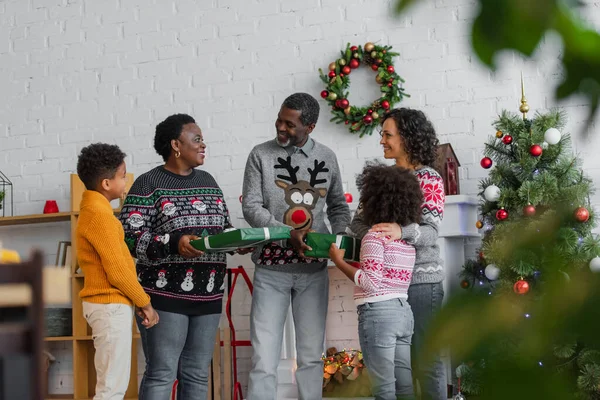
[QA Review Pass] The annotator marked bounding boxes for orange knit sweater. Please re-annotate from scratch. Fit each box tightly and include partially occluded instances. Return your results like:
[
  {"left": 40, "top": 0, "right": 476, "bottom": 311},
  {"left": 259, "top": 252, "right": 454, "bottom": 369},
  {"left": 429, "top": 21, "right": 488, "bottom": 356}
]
[{"left": 77, "top": 190, "right": 150, "bottom": 308}]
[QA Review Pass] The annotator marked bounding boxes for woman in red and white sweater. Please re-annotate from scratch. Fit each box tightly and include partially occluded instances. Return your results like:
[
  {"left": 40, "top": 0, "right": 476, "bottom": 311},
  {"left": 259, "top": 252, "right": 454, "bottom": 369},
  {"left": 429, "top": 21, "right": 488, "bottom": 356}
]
[{"left": 330, "top": 162, "right": 423, "bottom": 400}]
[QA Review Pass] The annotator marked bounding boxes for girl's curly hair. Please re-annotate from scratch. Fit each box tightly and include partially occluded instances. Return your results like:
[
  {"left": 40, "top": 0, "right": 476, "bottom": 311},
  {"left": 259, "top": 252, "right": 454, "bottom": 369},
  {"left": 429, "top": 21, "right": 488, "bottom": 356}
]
[
  {"left": 356, "top": 162, "right": 423, "bottom": 227},
  {"left": 382, "top": 108, "right": 439, "bottom": 167}
]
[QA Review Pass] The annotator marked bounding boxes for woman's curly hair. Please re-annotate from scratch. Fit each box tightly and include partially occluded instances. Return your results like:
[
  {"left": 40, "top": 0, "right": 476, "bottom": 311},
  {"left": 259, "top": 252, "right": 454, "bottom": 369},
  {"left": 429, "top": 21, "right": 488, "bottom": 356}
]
[
  {"left": 382, "top": 108, "right": 439, "bottom": 167},
  {"left": 356, "top": 162, "right": 423, "bottom": 227}
]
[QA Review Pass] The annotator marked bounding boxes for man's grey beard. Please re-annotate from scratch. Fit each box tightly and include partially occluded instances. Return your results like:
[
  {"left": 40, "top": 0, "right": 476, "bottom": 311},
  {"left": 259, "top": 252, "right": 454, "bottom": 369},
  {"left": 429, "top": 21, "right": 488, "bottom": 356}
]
[{"left": 275, "top": 135, "right": 291, "bottom": 147}]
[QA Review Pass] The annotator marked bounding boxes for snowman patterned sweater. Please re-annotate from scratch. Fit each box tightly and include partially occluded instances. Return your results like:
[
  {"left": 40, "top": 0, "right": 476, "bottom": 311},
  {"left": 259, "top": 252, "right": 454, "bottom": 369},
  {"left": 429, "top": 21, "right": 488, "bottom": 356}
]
[{"left": 119, "top": 166, "right": 233, "bottom": 316}]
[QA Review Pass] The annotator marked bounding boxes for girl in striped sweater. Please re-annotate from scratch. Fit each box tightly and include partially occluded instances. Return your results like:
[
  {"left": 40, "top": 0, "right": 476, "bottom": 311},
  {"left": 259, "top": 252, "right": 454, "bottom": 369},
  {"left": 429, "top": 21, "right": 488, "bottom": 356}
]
[{"left": 329, "top": 162, "right": 423, "bottom": 400}]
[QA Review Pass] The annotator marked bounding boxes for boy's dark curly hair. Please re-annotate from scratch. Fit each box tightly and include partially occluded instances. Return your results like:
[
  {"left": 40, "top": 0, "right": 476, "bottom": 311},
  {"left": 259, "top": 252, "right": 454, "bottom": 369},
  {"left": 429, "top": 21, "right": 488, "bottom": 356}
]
[
  {"left": 77, "top": 143, "right": 126, "bottom": 190},
  {"left": 356, "top": 162, "right": 423, "bottom": 227},
  {"left": 154, "top": 113, "right": 196, "bottom": 162},
  {"left": 381, "top": 108, "right": 439, "bottom": 167}
]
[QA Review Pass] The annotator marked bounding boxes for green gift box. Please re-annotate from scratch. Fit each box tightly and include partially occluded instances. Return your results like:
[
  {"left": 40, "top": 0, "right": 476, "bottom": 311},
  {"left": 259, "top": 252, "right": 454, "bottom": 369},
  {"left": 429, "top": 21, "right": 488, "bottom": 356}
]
[
  {"left": 304, "top": 233, "right": 361, "bottom": 262},
  {"left": 190, "top": 227, "right": 291, "bottom": 252}
]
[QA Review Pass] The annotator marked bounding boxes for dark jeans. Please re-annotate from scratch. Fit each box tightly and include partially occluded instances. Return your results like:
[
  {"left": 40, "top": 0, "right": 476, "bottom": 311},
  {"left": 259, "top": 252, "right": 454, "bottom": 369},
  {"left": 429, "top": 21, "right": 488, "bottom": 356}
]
[
  {"left": 137, "top": 309, "right": 221, "bottom": 400},
  {"left": 408, "top": 282, "right": 446, "bottom": 400}
]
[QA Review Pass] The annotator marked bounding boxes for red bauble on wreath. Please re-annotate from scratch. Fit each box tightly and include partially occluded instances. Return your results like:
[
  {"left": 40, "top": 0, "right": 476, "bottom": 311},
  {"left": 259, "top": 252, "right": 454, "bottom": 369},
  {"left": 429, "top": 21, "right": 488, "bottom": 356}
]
[{"left": 319, "top": 42, "right": 408, "bottom": 137}]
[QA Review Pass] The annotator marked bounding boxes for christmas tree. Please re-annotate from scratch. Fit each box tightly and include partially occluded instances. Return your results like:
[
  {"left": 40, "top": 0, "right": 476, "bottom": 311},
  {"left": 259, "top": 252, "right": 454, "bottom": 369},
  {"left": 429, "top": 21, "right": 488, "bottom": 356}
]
[{"left": 454, "top": 82, "right": 600, "bottom": 399}]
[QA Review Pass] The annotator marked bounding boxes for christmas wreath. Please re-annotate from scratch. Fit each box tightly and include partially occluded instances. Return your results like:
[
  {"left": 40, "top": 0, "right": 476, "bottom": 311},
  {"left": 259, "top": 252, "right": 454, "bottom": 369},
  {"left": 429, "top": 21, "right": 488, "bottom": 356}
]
[
  {"left": 322, "top": 347, "right": 371, "bottom": 397},
  {"left": 318, "top": 42, "right": 408, "bottom": 137}
]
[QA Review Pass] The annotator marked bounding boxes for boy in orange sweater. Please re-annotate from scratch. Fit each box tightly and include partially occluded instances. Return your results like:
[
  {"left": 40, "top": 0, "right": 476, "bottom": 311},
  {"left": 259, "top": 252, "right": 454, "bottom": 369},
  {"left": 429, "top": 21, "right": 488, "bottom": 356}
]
[{"left": 76, "top": 143, "right": 159, "bottom": 400}]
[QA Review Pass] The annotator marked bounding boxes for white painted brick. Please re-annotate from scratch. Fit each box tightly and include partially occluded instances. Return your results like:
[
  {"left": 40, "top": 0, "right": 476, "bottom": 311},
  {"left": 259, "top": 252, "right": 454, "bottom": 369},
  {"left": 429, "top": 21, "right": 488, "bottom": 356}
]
[
  {"left": 299, "top": 7, "right": 343, "bottom": 25},
  {"left": 101, "top": 8, "right": 135, "bottom": 24},
  {"left": 49, "top": 59, "right": 84, "bottom": 75},
  {"left": 160, "top": 14, "right": 198, "bottom": 32},
  {"left": 136, "top": 92, "right": 172, "bottom": 108},
  {"left": 178, "top": 25, "right": 216, "bottom": 46},
  {"left": 14, "top": 37, "right": 46, "bottom": 52},
  {"left": 137, "top": 60, "right": 175, "bottom": 77},
  {"left": 158, "top": 45, "right": 194, "bottom": 60},
  {"left": 103, "top": 36, "right": 138, "bottom": 53},
  {"left": 9, "top": 121, "right": 41, "bottom": 137},
  {"left": 424, "top": 88, "right": 469, "bottom": 105},
  {"left": 321, "top": 21, "right": 361, "bottom": 38},
  {"left": 190, "top": 68, "right": 230, "bottom": 85},
  {"left": 84, "top": 53, "right": 119, "bottom": 69},
  {"left": 85, "top": 24, "right": 121, "bottom": 43},
  {"left": 195, "top": 37, "right": 237, "bottom": 54},
  {"left": 120, "top": 49, "right": 157, "bottom": 66},
  {"left": 398, "top": 41, "right": 445, "bottom": 60},
  {"left": 28, "top": 21, "right": 61, "bottom": 38},
  {"left": 448, "top": 101, "right": 495, "bottom": 119},
  {"left": 156, "top": 75, "right": 191, "bottom": 91},
  {"left": 281, "top": 0, "right": 319, "bottom": 12},
  {"left": 43, "top": 144, "right": 77, "bottom": 159},
  {"left": 49, "top": 28, "right": 82, "bottom": 46},
  {"left": 28, "top": 105, "right": 61, "bottom": 120},
  {"left": 238, "top": 32, "right": 280, "bottom": 50},
  {"left": 199, "top": 8, "right": 237, "bottom": 25},
  {"left": 256, "top": 14, "right": 298, "bottom": 31},
  {"left": 211, "top": 81, "right": 252, "bottom": 98},
  {"left": 49, "top": 3, "right": 82, "bottom": 19},
  {"left": 219, "top": 20, "right": 255, "bottom": 37},
  {"left": 8, "top": 148, "right": 43, "bottom": 163},
  {"left": 16, "top": 9, "right": 47, "bottom": 25},
  {"left": 254, "top": 76, "right": 293, "bottom": 94},
  {"left": 411, "top": 4, "right": 458, "bottom": 24},
  {"left": 23, "top": 159, "right": 59, "bottom": 176},
  {"left": 472, "top": 84, "right": 516, "bottom": 100},
  {"left": 124, "top": 18, "right": 159, "bottom": 36},
  {"left": 99, "top": 67, "right": 134, "bottom": 83}
]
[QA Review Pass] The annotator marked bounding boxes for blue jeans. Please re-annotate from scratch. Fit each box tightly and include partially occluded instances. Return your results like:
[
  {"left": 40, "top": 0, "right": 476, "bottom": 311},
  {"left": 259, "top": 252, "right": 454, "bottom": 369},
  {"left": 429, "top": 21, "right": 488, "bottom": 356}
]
[
  {"left": 247, "top": 267, "right": 329, "bottom": 400},
  {"left": 358, "top": 298, "right": 415, "bottom": 400},
  {"left": 137, "top": 309, "right": 221, "bottom": 400},
  {"left": 408, "top": 282, "right": 446, "bottom": 400}
]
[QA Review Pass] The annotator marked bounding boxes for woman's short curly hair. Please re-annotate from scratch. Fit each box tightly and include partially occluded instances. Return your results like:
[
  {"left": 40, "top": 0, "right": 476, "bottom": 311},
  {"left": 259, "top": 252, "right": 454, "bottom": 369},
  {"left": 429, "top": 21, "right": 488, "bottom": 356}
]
[
  {"left": 77, "top": 143, "right": 126, "bottom": 190},
  {"left": 382, "top": 108, "right": 439, "bottom": 167},
  {"left": 356, "top": 162, "right": 423, "bottom": 227},
  {"left": 154, "top": 113, "right": 196, "bottom": 162}
]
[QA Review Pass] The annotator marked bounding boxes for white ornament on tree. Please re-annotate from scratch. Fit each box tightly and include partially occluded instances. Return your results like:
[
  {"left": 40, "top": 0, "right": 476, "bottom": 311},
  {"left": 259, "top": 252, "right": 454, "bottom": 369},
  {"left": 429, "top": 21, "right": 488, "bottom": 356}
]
[
  {"left": 541, "top": 141, "right": 549, "bottom": 149},
  {"left": 483, "top": 185, "right": 501, "bottom": 202},
  {"left": 544, "top": 128, "right": 561, "bottom": 145},
  {"left": 590, "top": 256, "right": 600, "bottom": 273},
  {"left": 485, "top": 264, "right": 500, "bottom": 280}
]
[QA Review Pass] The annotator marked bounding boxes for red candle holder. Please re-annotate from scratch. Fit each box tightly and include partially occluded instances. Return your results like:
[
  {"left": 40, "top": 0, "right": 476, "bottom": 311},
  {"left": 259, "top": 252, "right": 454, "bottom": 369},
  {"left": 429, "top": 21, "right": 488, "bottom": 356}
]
[{"left": 43, "top": 200, "right": 59, "bottom": 214}]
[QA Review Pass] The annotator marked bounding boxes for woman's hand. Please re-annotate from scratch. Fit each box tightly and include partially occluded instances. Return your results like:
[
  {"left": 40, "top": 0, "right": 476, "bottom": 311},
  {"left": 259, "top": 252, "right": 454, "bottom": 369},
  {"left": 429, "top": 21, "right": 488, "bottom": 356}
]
[
  {"left": 369, "top": 223, "right": 402, "bottom": 243},
  {"left": 178, "top": 235, "right": 205, "bottom": 258},
  {"left": 329, "top": 243, "right": 345, "bottom": 264}
]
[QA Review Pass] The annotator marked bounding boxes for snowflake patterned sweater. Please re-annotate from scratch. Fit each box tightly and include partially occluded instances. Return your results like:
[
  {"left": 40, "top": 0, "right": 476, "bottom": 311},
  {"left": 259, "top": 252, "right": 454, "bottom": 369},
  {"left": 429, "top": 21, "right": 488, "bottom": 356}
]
[
  {"left": 348, "top": 166, "right": 445, "bottom": 285},
  {"left": 119, "top": 166, "right": 232, "bottom": 316},
  {"left": 353, "top": 231, "right": 416, "bottom": 306}
]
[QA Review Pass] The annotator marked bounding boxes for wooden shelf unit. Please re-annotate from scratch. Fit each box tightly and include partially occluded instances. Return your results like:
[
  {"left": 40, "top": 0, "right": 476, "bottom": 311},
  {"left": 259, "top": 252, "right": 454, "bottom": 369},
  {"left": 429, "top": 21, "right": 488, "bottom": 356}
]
[
  {"left": 0, "top": 211, "right": 71, "bottom": 226},
  {"left": 4, "top": 173, "right": 139, "bottom": 399}
]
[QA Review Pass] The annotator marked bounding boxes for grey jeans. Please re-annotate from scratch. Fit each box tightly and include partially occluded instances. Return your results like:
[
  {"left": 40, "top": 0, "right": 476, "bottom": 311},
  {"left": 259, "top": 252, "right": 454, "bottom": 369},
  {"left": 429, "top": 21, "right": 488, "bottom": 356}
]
[
  {"left": 358, "top": 298, "right": 415, "bottom": 400},
  {"left": 408, "top": 282, "right": 446, "bottom": 400},
  {"left": 247, "top": 266, "right": 329, "bottom": 400}
]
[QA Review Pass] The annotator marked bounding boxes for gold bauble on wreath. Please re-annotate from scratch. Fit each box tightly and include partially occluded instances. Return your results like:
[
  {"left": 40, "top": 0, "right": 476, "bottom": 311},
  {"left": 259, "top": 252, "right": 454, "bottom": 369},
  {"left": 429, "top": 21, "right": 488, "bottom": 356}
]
[{"left": 364, "top": 42, "right": 375, "bottom": 52}]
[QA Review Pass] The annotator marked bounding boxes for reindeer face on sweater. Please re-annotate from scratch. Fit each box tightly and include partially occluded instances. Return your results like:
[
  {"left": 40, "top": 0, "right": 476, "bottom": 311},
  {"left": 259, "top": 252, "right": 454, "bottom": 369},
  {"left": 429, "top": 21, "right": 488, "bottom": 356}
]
[{"left": 274, "top": 156, "right": 328, "bottom": 230}]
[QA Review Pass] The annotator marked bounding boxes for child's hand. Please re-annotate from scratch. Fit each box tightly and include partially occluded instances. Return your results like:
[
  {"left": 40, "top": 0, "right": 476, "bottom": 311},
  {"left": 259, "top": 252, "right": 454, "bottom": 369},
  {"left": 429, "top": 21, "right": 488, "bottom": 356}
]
[
  {"left": 329, "top": 243, "right": 345, "bottom": 264},
  {"left": 370, "top": 222, "right": 402, "bottom": 243},
  {"left": 139, "top": 304, "right": 159, "bottom": 329}
]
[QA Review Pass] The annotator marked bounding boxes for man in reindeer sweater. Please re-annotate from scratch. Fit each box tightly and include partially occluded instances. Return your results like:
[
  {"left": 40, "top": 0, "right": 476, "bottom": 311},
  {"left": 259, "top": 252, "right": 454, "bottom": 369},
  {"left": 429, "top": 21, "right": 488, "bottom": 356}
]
[{"left": 242, "top": 93, "right": 351, "bottom": 400}]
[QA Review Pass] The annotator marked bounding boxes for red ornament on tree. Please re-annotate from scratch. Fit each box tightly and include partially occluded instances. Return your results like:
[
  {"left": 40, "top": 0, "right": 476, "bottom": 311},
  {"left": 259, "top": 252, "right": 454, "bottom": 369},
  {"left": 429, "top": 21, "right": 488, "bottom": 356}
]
[
  {"left": 339, "top": 99, "right": 349, "bottom": 108},
  {"left": 502, "top": 135, "right": 513, "bottom": 145},
  {"left": 344, "top": 193, "right": 353, "bottom": 203},
  {"left": 342, "top": 66, "right": 351, "bottom": 75},
  {"left": 320, "top": 90, "right": 329, "bottom": 99},
  {"left": 529, "top": 144, "right": 543, "bottom": 157},
  {"left": 349, "top": 59, "right": 360, "bottom": 69},
  {"left": 371, "top": 64, "right": 379, "bottom": 71},
  {"left": 513, "top": 279, "right": 530, "bottom": 295},
  {"left": 381, "top": 100, "right": 390, "bottom": 109},
  {"left": 363, "top": 115, "right": 373, "bottom": 124},
  {"left": 387, "top": 65, "right": 395, "bottom": 73},
  {"left": 479, "top": 251, "right": 485, "bottom": 260},
  {"left": 496, "top": 208, "right": 508, "bottom": 221},
  {"left": 480, "top": 157, "right": 493, "bottom": 169},
  {"left": 460, "top": 280, "right": 470, "bottom": 289},
  {"left": 328, "top": 71, "right": 336, "bottom": 78},
  {"left": 523, "top": 204, "right": 536, "bottom": 217},
  {"left": 574, "top": 206, "right": 590, "bottom": 223}
]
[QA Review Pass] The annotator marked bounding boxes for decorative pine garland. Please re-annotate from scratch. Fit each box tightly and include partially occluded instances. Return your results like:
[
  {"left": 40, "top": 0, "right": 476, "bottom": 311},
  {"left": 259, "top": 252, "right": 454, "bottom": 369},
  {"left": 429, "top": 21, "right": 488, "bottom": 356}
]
[{"left": 318, "top": 42, "right": 408, "bottom": 137}]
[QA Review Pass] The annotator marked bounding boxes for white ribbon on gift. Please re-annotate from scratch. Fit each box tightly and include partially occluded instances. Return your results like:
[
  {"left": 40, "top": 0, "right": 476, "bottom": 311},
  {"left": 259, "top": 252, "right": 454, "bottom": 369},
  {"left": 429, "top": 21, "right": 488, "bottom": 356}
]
[{"left": 202, "top": 227, "right": 271, "bottom": 252}]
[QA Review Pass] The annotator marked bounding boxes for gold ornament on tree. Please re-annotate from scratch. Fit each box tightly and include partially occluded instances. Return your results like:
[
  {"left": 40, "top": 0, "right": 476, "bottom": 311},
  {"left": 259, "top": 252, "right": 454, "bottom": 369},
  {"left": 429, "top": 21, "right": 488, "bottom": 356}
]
[{"left": 519, "top": 72, "right": 529, "bottom": 120}]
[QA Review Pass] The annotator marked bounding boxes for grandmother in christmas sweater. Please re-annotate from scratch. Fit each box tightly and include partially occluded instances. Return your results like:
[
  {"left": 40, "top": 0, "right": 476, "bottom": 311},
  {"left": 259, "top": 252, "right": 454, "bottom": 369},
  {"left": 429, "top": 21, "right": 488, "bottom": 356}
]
[
  {"left": 348, "top": 108, "right": 447, "bottom": 400},
  {"left": 119, "top": 113, "right": 233, "bottom": 400}
]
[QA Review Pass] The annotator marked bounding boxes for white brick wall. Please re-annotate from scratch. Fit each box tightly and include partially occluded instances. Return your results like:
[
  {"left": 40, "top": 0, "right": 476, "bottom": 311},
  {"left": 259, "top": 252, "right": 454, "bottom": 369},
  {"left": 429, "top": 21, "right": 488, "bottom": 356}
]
[{"left": 2, "top": 0, "right": 600, "bottom": 396}]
